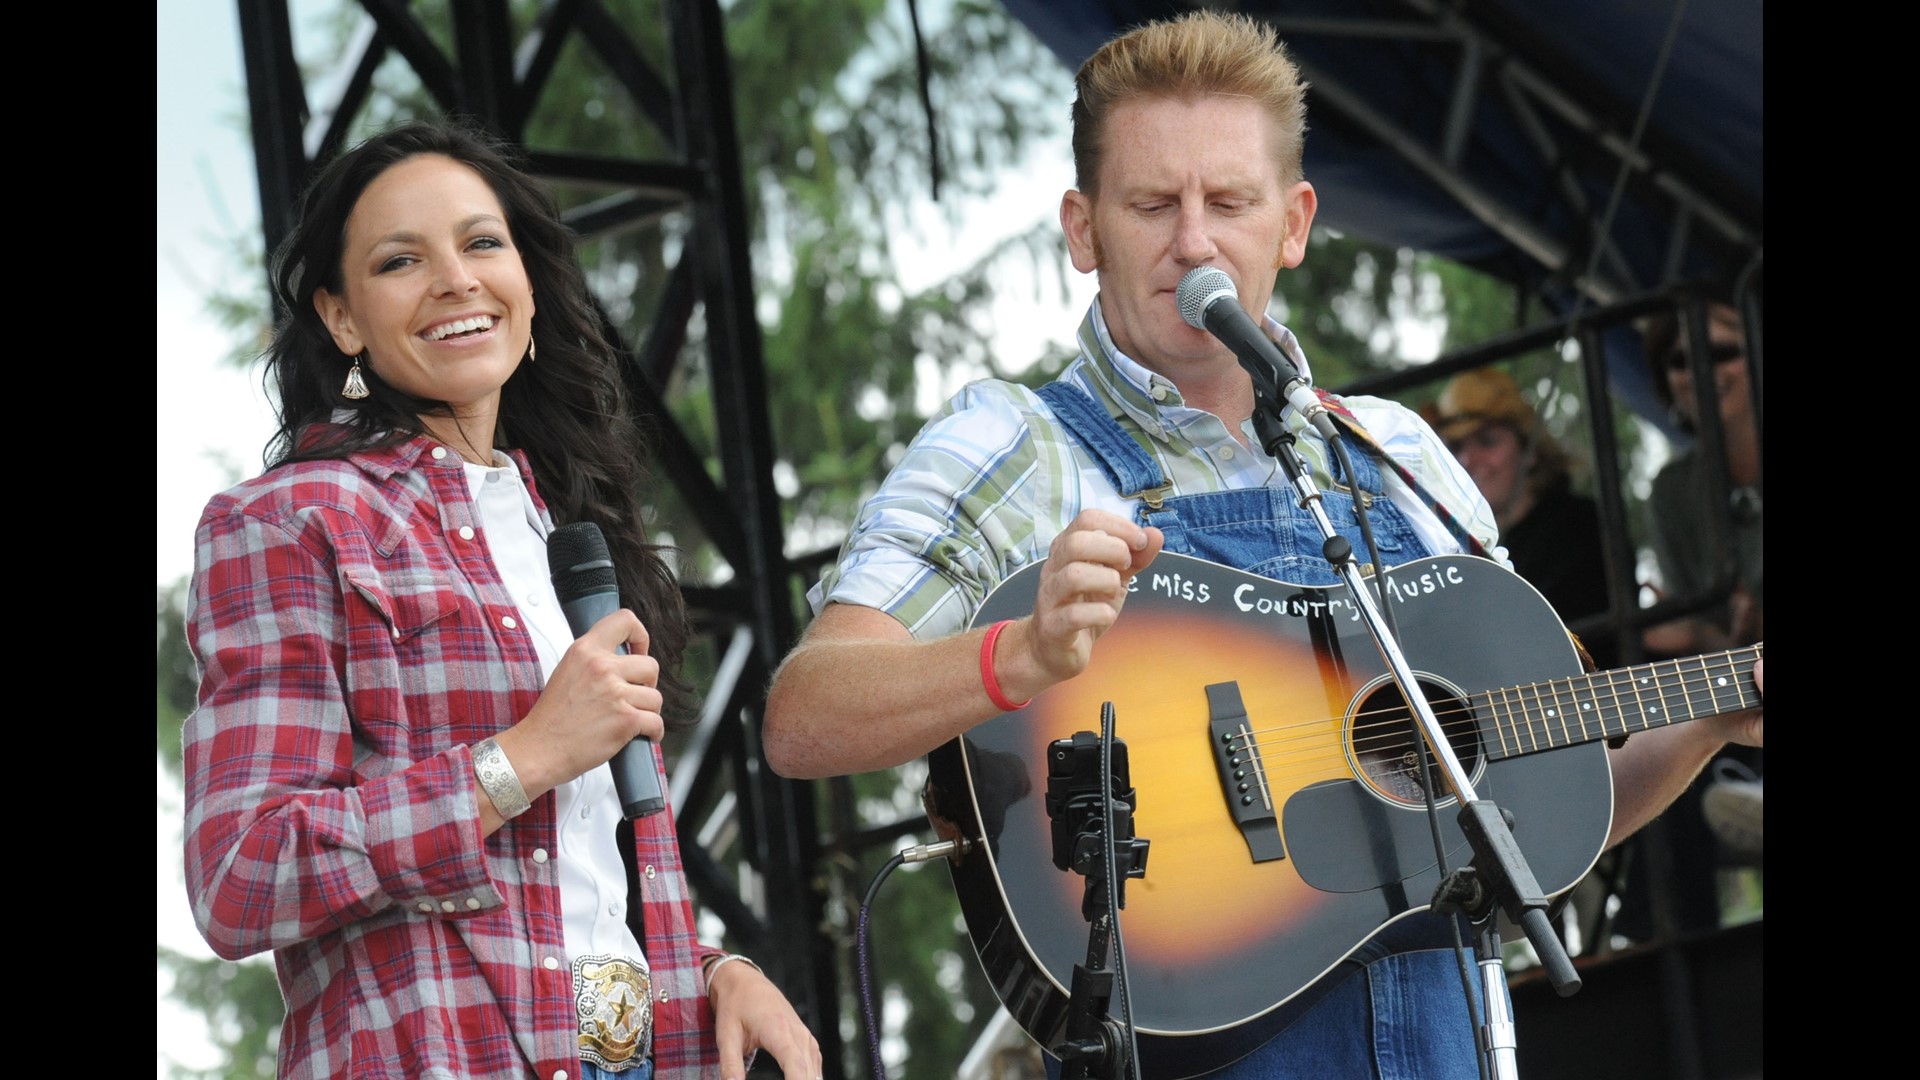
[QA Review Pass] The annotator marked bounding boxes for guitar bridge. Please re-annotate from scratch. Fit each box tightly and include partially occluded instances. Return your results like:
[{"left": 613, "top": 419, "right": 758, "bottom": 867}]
[{"left": 1206, "top": 682, "right": 1287, "bottom": 863}]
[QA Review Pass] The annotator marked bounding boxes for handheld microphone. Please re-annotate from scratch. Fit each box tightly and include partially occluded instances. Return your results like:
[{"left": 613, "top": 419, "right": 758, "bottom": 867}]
[
  {"left": 548, "top": 521, "right": 667, "bottom": 820},
  {"left": 1175, "top": 265, "right": 1338, "bottom": 438}
]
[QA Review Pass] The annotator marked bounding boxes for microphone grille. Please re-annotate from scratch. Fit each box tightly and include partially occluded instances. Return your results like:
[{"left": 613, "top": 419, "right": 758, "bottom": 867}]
[
  {"left": 548, "top": 521, "right": 618, "bottom": 601},
  {"left": 1176, "top": 266, "right": 1237, "bottom": 330}
]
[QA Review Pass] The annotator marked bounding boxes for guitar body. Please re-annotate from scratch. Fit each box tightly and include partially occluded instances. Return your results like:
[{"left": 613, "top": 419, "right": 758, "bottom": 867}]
[{"left": 925, "top": 552, "right": 1613, "bottom": 1077}]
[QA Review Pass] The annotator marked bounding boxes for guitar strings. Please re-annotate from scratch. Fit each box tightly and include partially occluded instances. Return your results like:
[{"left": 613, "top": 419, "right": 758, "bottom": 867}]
[
  {"left": 1225, "top": 702, "right": 1486, "bottom": 784},
  {"left": 1219, "top": 645, "right": 1762, "bottom": 784},
  {"left": 1252, "top": 651, "right": 1758, "bottom": 759}
]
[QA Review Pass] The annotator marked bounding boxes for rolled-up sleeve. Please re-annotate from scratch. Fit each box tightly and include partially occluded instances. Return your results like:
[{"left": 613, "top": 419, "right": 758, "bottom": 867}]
[{"left": 811, "top": 382, "right": 1076, "bottom": 640}]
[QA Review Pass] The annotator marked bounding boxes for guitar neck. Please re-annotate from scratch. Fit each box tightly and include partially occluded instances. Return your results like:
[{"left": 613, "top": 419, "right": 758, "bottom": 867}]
[{"left": 1480, "top": 644, "right": 1764, "bottom": 760}]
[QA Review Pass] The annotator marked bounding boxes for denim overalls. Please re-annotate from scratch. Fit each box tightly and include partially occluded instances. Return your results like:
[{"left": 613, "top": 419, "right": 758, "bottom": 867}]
[{"left": 1037, "top": 381, "right": 1486, "bottom": 1080}]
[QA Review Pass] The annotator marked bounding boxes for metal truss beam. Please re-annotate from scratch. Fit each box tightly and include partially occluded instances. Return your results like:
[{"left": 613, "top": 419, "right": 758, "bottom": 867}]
[{"left": 1260, "top": 0, "right": 1760, "bottom": 311}]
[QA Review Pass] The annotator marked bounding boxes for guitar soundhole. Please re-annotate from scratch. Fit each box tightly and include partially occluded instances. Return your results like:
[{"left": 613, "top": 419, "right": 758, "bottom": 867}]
[{"left": 1348, "top": 676, "right": 1483, "bottom": 808}]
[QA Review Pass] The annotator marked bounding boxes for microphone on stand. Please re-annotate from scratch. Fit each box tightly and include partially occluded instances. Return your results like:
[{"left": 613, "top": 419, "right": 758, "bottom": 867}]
[
  {"left": 1175, "top": 265, "right": 1339, "bottom": 439},
  {"left": 548, "top": 521, "right": 667, "bottom": 820}
]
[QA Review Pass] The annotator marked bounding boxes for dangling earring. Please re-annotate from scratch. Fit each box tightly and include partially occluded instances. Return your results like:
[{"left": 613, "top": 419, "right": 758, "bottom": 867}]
[
  {"left": 342, "top": 353, "right": 371, "bottom": 400},
  {"left": 526, "top": 336, "right": 537, "bottom": 363}
]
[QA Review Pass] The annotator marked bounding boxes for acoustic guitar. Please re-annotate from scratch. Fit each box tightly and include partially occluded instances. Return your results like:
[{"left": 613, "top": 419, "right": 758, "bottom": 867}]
[{"left": 922, "top": 551, "right": 1761, "bottom": 1078}]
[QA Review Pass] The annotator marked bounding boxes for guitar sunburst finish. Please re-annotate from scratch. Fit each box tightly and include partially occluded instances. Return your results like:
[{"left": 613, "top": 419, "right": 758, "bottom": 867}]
[{"left": 923, "top": 551, "right": 1761, "bottom": 1078}]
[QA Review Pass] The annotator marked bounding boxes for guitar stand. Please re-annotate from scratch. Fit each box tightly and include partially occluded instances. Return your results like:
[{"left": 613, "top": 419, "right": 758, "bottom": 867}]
[
  {"left": 1240, "top": 370, "right": 1578, "bottom": 1080},
  {"left": 1046, "top": 727, "right": 1150, "bottom": 1080}
]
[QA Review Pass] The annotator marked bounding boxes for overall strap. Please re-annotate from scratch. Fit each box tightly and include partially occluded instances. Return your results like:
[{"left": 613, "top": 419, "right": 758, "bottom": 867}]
[
  {"left": 1034, "top": 381, "right": 1173, "bottom": 509},
  {"left": 1036, "top": 380, "right": 1490, "bottom": 561}
]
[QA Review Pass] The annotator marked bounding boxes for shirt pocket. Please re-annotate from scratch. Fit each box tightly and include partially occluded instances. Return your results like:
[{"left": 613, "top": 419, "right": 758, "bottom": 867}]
[
  {"left": 337, "top": 545, "right": 471, "bottom": 758},
  {"left": 344, "top": 564, "right": 462, "bottom": 642}
]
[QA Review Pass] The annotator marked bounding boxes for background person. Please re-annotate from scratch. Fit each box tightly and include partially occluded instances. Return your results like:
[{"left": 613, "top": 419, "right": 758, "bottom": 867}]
[
  {"left": 1426, "top": 366, "right": 1615, "bottom": 667},
  {"left": 1607, "top": 297, "right": 1765, "bottom": 942},
  {"left": 1640, "top": 299, "right": 1763, "bottom": 657},
  {"left": 181, "top": 118, "right": 819, "bottom": 1080}
]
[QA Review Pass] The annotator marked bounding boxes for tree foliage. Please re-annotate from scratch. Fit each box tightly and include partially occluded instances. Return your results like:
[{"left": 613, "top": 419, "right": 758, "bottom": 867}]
[
  {"left": 160, "top": 580, "right": 283, "bottom": 1079},
  {"left": 158, "top": 945, "right": 286, "bottom": 1080}
]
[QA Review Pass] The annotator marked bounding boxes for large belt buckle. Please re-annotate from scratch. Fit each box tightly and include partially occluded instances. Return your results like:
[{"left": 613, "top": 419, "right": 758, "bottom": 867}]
[{"left": 574, "top": 954, "right": 652, "bottom": 1071}]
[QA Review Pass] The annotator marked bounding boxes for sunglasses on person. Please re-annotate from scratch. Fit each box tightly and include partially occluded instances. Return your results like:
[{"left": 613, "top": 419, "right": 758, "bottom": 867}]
[
  {"left": 1442, "top": 424, "right": 1517, "bottom": 458},
  {"left": 1665, "top": 342, "right": 1745, "bottom": 372}
]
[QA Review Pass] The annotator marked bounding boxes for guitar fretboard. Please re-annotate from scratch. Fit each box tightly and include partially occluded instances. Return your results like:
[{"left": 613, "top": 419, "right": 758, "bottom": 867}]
[{"left": 1481, "top": 644, "right": 1763, "bottom": 759}]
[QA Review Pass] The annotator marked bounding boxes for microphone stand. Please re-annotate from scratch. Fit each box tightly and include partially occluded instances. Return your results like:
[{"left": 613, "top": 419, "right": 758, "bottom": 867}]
[
  {"left": 1046, "top": 724, "right": 1149, "bottom": 1080},
  {"left": 1236, "top": 358, "right": 1580, "bottom": 1080}
]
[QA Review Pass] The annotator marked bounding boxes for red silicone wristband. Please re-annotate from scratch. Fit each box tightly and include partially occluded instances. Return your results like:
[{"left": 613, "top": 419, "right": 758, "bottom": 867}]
[{"left": 980, "top": 619, "right": 1031, "bottom": 712}]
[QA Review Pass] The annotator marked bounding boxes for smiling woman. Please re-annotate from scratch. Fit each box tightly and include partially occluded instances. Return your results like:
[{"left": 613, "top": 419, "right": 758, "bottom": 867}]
[
  {"left": 179, "top": 118, "right": 822, "bottom": 1080},
  {"left": 311, "top": 154, "right": 538, "bottom": 462}
]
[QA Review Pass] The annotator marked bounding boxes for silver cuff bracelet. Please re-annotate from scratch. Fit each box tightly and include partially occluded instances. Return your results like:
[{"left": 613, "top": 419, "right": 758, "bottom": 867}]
[
  {"left": 703, "top": 953, "right": 763, "bottom": 997},
  {"left": 473, "top": 736, "right": 532, "bottom": 820}
]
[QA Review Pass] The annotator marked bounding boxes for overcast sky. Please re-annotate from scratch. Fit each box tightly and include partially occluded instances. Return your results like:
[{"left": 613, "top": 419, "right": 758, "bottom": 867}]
[
  {"left": 158, "top": 7, "right": 266, "bottom": 1072},
  {"left": 159, "top": 5, "right": 276, "bottom": 1070},
  {"left": 157, "top": 1, "right": 275, "bottom": 592}
]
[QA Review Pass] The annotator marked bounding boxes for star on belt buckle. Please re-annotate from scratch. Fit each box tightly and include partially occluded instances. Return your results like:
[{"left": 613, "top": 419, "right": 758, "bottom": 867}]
[{"left": 574, "top": 954, "right": 653, "bottom": 1071}]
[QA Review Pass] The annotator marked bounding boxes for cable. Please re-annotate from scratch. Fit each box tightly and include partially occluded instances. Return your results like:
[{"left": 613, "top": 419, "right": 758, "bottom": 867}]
[
  {"left": 856, "top": 852, "right": 905, "bottom": 1080},
  {"left": 1099, "top": 703, "right": 1142, "bottom": 1080},
  {"left": 856, "top": 839, "right": 967, "bottom": 1080},
  {"left": 1410, "top": 724, "right": 1492, "bottom": 1080},
  {"left": 1325, "top": 434, "right": 1401, "bottom": 644}
]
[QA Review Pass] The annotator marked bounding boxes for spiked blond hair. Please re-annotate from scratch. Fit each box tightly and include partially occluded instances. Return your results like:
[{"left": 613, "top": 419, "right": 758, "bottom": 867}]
[{"left": 1070, "top": 11, "right": 1310, "bottom": 195}]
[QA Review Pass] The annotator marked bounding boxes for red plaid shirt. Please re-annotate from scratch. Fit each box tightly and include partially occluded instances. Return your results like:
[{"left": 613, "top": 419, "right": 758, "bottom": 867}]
[{"left": 183, "top": 427, "right": 722, "bottom": 1079}]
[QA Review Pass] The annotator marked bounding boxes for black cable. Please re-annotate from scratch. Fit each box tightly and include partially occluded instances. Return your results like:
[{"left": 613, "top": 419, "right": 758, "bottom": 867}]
[
  {"left": 1410, "top": 722, "right": 1493, "bottom": 1080},
  {"left": 904, "top": 0, "right": 943, "bottom": 201},
  {"left": 1325, "top": 433, "right": 1400, "bottom": 643},
  {"left": 857, "top": 852, "right": 906, "bottom": 1080},
  {"left": 1331, "top": 430, "right": 1450, "bottom": 891},
  {"left": 1341, "top": 438, "right": 1449, "bottom": 877},
  {"left": 854, "top": 838, "right": 968, "bottom": 1078},
  {"left": 1099, "top": 703, "right": 1142, "bottom": 1080}
]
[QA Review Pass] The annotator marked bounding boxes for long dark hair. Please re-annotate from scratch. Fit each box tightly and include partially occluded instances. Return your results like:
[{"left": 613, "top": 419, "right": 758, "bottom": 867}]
[{"left": 261, "top": 117, "right": 692, "bottom": 713}]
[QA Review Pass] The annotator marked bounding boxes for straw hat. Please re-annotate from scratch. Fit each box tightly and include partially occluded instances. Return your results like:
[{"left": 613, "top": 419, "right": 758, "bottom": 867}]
[{"left": 1430, "top": 368, "right": 1537, "bottom": 444}]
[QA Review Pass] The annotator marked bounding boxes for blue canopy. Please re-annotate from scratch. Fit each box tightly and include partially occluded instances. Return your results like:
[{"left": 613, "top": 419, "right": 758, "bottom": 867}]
[{"left": 999, "top": 0, "right": 1762, "bottom": 309}]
